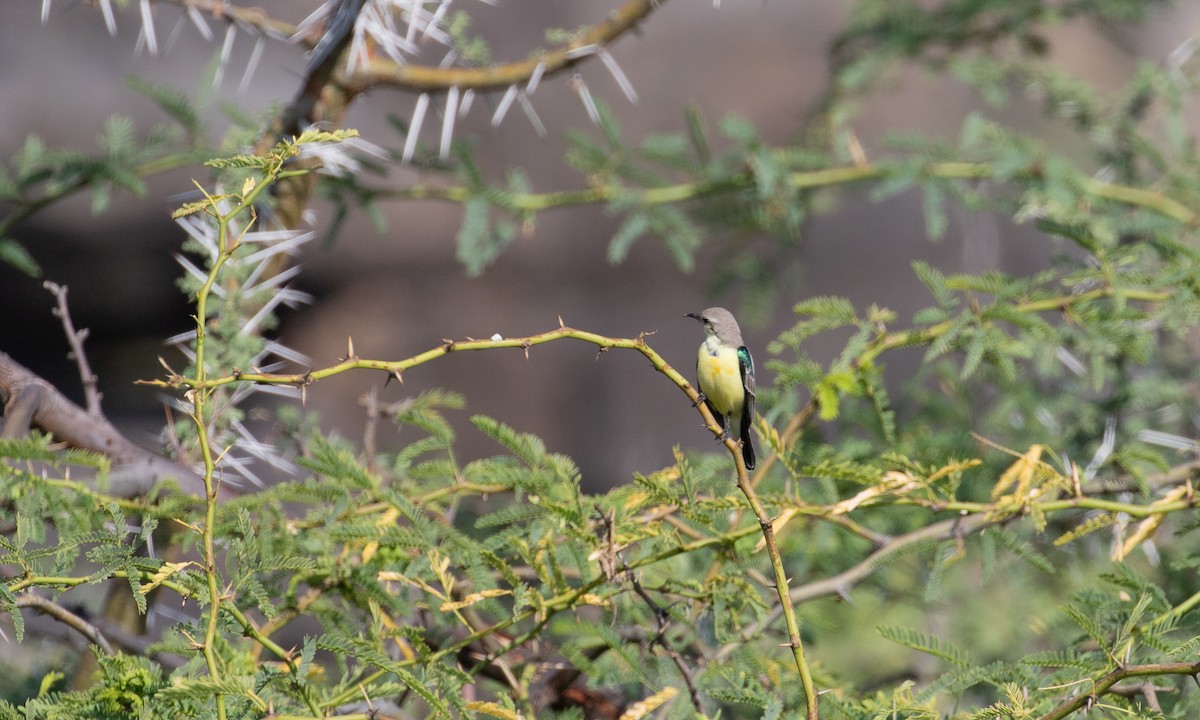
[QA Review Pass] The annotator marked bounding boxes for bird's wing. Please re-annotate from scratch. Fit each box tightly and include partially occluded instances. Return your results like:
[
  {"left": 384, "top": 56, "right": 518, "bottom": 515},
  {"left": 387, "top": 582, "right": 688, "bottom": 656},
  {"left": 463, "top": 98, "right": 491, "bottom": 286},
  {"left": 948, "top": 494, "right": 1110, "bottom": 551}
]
[{"left": 738, "top": 345, "right": 756, "bottom": 418}]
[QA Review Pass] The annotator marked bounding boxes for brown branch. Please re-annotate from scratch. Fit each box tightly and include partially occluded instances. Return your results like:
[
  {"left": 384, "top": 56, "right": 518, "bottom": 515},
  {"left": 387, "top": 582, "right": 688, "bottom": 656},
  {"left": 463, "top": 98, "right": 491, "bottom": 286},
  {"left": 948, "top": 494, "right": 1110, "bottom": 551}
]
[
  {"left": 0, "top": 350, "right": 211, "bottom": 498},
  {"left": 1106, "top": 681, "right": 1171, "bottom": 711},
  {"left": 1039, "top": 661, "right": 1200, "bottom": 720},
  {"left": 16, "top": 592, "right": 114, "bottom": 655},
  {"left": 155, "top": 0, "right": 298, "bottom": 41},
  {"left": 343, "top": 0, "right": 665, "bottom": 94},
  {"left": 360, "top": 388, "right": 383, "bottom": 476},
  {"left": 156, "top": 0, "right": 663, "bottom": 97},
  {"left": 44, "top": 282, "right": 102, "bottom": 417}
]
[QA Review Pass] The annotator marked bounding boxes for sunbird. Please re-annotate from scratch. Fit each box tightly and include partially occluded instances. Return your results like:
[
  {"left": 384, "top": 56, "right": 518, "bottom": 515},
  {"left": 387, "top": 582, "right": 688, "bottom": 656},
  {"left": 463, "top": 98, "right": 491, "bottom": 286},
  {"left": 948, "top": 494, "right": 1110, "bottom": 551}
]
[{"left": 686, "top": 307, "right": 756, "bottom": 470}]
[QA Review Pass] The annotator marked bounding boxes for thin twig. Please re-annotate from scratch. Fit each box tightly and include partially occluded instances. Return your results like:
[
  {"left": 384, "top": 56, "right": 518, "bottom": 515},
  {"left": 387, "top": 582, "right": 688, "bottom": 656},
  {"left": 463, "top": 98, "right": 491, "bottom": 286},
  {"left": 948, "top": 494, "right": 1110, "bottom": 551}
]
[
  {"left": 1106, "top": 681, "right": 1170, "bottom": 710},
  {"left": 360, "top": 388, "right": 381, "bottom": 475},
  {"left": 596, "top": 504, "right": 705, "bottom": 715},
  {"left": 21, "top": 611, "right": 186, "bottom": 669},
  {"left": 44, "top": 282, "right": 102, "bottom": 416}
]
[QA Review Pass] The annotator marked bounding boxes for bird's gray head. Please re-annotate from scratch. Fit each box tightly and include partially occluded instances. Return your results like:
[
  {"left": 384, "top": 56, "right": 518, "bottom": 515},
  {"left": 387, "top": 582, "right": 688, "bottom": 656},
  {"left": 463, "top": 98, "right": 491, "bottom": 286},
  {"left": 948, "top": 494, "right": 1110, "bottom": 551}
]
[{"left": 685, "top": 306, "right": 744, "bottom": 346}]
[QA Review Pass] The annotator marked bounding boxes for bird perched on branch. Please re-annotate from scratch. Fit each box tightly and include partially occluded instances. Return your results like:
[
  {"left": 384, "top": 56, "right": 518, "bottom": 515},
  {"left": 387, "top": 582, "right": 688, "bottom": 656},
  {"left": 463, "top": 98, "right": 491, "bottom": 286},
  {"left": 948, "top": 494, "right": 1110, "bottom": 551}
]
[{"left": 686, "top": 307, "right": 756, "bottom": 470}]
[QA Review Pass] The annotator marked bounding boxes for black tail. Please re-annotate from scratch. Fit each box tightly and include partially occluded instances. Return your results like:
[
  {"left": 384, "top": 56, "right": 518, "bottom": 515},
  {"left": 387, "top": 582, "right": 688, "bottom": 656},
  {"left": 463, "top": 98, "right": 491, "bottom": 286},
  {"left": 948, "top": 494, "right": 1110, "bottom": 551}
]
[{"left": 740, "top": 428, "right": 756, "bottom": 470}]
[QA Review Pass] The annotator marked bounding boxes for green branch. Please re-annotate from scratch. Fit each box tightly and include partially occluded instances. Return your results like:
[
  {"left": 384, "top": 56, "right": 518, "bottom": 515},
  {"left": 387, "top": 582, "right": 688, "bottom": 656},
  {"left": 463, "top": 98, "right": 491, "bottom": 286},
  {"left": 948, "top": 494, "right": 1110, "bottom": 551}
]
[
  {"left": 180, "top": 145, "right": 306, "bottom": 720},
  {"left": 734, "top": 455, "right": 821, "bottom": 718},
  {"left": 145, "top": 326, "right": 686, "bottom": 392},
  {"left": 385, "top": 160, "right": 1197, "bottom": 225}
]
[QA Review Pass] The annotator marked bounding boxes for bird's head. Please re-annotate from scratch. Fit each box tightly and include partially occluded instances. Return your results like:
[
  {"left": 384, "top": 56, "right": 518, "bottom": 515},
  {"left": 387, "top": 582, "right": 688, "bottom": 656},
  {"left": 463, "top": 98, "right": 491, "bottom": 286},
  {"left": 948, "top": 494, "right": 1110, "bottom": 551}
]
[{"left": 686, "top": 307, "right": 743, "bottom": 344}]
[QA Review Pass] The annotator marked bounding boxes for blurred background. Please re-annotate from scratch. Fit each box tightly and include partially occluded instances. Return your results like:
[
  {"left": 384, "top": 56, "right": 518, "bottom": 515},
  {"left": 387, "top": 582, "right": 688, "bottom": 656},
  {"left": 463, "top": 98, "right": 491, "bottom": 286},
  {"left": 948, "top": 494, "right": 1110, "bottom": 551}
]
[{"left": 1, "top": 0, "right": 1197, "bottom": 489}]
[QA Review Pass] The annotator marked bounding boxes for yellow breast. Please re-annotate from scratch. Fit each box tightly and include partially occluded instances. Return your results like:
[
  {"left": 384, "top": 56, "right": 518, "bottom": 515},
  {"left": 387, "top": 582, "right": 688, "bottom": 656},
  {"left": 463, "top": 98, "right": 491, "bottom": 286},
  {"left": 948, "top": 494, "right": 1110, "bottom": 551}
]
[{"left": 697, "top": 344, "right": 744, "bottom": 416}]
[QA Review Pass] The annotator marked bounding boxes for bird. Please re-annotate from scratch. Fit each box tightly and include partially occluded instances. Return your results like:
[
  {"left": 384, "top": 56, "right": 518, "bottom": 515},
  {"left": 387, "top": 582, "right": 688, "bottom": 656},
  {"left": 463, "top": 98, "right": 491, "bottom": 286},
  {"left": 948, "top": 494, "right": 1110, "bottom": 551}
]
[{"left": 686, "top": 307, "right": 756, "bottom": 470}]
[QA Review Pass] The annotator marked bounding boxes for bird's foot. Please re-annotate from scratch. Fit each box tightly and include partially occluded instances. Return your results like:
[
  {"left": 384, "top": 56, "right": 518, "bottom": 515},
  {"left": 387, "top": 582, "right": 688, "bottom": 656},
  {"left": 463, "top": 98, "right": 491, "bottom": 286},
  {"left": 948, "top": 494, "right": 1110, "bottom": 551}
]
[{"left": 692, "top": 392, "right": 707, "bottom": 408}]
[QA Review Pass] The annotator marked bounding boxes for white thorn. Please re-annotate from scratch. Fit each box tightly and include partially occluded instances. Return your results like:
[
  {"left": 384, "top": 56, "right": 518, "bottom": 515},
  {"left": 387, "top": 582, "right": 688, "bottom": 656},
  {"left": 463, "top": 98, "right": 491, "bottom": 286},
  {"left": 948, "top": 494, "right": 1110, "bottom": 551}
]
[
  {"left": 527, "top": 59, "right": 546, "bottom": 94},
  {"left": 403, "top": 93, "right": 430, "bottom": 162},
  {"left": 440, "top": 86, "right": 460, "bottom": 160},
  {"left": 492, "top": 85, "right": 518, "bottom": 127},
  {"left": 518, "top": 92, "right": 547, "bottom": 138},
  {"left": 598, "top": 48, "right": 638, "bottom": 103}
]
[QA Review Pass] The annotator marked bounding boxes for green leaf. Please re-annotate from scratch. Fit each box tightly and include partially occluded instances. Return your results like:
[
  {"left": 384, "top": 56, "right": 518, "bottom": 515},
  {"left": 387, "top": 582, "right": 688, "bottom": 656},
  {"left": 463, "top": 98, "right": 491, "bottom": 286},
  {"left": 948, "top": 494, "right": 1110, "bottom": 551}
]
[
  {"left": 991, "top": 529, "right": 1054, "bottom": 574},
  {"left": 719, "top": 115, "right": 759, "bottom": 146},
  {"left": 475, "top": 504, "right": 548, "bottom": 529},
  {"left": 125, "top": 75, "right": 200, "bottom": 135},
  {"left": 793, "top": 296, "right": 857, "bottom": 324},
  {"left": 607, "top": 212, "right": 649, "bottom": 264},
  {"left": 639, "top": 132, "right": 689, "bottom": 164},
  {"left": 685, "top": 103, "right": 711, "bottom": 164},
  {"left": 814, "top": 371, "right": 857, "bottom": 420},
  {"left": 298, "top": 435, "right": 377, "bottom": 489},
  {"left": 456, "top": 196, "right": 517, "bottom": 276},
  {"left": 0, "top": 584, "right": 23, "bottom": 643},
  {"left": 878, "top": 625, "right": 972, "bottom": 667},
  {"left": 100, "top": 115, "right": 135, "bottom": 158},
  {"left": 0, "top": 238, "right": 41, "bottom": 277},
  {"left": 471, "top": 416, "right": 546, "bottom": 467},
  {"left": 651, "top": 205, "right": 700, "bottom": 272}
]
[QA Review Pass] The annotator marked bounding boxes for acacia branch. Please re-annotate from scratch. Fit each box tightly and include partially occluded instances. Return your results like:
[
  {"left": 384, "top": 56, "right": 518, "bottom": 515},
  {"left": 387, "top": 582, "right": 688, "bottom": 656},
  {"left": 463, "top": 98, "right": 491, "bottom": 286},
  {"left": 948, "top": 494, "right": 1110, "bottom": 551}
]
[
  {"left": 143, "top": 326, "right": 688, "bottom": 392},
  {"left": 344, "top": 0, "right": 665, "bottom": 94},
  {"left": 384, "top": 160, "right": 1197, "bottom": 226},
  {"left": 1039, "top": 661, "right": 1200, "bottom": 720},
  {"left": 0, "top": 350, "right": 208, "bottom": 498},
  {"left": 732, "top": 452, "right": 820, "bottom": 718},
  {"left": 154, "top": 0, "right": 297, "bottom": 41},
  {"left": 153, "top": 0, "right": 663, "bottom": 96},
  {"left": 16, "top": 592, "right": 114, "bottom": 655},
  {"left": 720, "top": 450, "right": 1200, "bottom": 664}
]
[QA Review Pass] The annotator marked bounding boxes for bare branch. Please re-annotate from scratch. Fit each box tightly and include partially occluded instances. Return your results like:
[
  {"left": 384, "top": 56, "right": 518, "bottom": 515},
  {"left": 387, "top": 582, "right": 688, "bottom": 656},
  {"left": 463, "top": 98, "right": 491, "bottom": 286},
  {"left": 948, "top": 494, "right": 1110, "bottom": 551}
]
[
  {"left": 16, "top": 592, "right": 114, "bottom": 655},
  {"left": 44, "top": 282, "right": 102, "bottom": 417},
  {"left": 716, "top": 514, "right": 995, "bottom": 663},
  {"left": 0, "top": 350, "right": 211, "bottom": 498}
]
